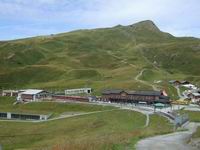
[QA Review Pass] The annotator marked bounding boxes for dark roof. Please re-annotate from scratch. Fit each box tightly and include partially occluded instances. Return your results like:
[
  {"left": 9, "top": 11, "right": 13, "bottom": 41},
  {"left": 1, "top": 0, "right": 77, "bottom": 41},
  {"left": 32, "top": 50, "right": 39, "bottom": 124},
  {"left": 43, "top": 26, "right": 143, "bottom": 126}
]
[
  {"left": 102, "top": 89, "right": 124, "bottom": 94},
  {"left": 180, "top": 81, "right": 190, "bottom": 84},
  {"left": 102, "top": 89, "right": 162, "bottom": 96},
  {"left": 127, "top": 91, "right": 162, "bottom": 96},
  {"left": 159, "top": 95, "right": 170, "bottom": 100},
  {"left": 169, "top": 80, "right": 180, "bottom": 83},
  {"left": 155, "top": 99, "right": 170, "bottom": 103}
]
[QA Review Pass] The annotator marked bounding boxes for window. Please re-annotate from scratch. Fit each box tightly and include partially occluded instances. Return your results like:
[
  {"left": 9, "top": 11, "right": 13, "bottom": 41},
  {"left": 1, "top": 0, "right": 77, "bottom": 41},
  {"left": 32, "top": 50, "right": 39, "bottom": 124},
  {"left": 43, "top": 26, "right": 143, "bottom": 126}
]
[
  {"left": 11, "top": 113, "right": 40, "bottom": 120},
  {"left": 0, "top": 113, "right": 7, "bottom": 118}
]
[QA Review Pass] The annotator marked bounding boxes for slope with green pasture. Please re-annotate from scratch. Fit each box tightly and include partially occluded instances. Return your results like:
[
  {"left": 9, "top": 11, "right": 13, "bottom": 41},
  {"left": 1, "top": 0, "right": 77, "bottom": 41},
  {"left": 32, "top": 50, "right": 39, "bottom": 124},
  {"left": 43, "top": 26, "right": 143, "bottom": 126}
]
[{"left": 0, "top": 20, "right": 199, "bottom": 92}]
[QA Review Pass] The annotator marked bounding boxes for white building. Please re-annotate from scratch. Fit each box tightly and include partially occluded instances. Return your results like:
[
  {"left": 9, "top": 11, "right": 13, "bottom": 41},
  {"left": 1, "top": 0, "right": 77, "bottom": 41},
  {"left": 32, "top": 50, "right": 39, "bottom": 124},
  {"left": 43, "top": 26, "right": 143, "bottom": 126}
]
[
  {"left": 1, "top": 90, "right": 19, "bottom": 97},
  {"left": 189, "top": 93, "right": 200, "bottom": 103},
  {"left": 17, "top": 89, "right": 50, "bottom": 102},
  {"left": 65, "top": 88, "right": 92, "bottom": 95},
  {"left": 182, "top": 84, "right": 197, "bottom": 90}
]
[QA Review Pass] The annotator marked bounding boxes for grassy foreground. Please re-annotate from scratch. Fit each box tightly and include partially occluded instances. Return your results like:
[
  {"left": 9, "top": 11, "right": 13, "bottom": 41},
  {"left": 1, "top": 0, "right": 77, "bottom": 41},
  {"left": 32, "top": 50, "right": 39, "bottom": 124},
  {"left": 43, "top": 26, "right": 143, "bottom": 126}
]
[
  {"left": 0, "top": 111, "right": 173, "bottom": 150},
  {"left": 192, "top": 127, "right": 200, "bottom": 138},
  {"left": 180, "top": 110, "right": 200, "bottom": 122},
  {"left": 0, "top": 97, "right": 114, "bottom": 117},
  {"left": 187, "top": 111, "right": 200, "bottom": 122},
  {"left": 180, "top": 110, "right": 200, "bottom": 139},
  {"left": 0, "top": 98, "right": 173, "bottom": 150}
]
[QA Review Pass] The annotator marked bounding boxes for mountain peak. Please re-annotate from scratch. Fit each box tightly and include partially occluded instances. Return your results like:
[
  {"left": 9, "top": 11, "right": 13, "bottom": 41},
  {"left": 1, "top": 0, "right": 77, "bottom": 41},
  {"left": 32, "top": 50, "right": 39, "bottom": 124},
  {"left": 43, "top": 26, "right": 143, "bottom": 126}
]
[{"left": 130, "top": 20, "right": 160, "bottom": 32}]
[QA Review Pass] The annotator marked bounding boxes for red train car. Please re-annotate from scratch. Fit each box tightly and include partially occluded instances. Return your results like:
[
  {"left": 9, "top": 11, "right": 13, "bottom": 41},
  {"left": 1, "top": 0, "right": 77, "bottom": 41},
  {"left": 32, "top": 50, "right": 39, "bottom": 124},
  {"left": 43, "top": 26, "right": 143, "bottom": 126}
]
[{"left": 52, "top": 95, "right": 89, "bottom": 102}]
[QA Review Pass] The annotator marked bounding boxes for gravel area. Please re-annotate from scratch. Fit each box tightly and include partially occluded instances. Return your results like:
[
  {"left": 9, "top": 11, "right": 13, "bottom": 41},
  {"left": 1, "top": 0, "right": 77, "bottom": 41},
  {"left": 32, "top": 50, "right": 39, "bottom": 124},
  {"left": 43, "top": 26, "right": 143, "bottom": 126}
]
[{"left": 136, "top": 122, "right": 200, "bottom": 150}]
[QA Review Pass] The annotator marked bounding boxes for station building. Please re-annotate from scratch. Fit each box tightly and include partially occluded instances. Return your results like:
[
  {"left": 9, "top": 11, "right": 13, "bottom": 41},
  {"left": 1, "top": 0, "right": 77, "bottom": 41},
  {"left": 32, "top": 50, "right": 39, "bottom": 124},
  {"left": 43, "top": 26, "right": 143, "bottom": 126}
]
[{"left": 101, "top": 89, "right": 170, "bottom": 105}]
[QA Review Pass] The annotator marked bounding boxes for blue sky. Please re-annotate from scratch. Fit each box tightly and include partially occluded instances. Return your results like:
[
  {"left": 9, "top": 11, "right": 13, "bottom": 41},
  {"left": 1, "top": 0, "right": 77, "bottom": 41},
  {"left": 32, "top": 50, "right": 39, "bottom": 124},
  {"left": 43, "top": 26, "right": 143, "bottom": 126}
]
[{"left": 0, "top": 0, "right": 199, "bottom": 40}]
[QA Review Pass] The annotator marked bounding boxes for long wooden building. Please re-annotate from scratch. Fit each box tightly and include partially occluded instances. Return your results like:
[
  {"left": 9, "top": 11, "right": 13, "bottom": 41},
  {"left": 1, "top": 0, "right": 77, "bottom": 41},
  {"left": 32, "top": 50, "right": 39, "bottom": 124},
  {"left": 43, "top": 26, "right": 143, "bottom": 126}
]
[{"left": 101, "top": 89, "right": 170, "bottom": 105}]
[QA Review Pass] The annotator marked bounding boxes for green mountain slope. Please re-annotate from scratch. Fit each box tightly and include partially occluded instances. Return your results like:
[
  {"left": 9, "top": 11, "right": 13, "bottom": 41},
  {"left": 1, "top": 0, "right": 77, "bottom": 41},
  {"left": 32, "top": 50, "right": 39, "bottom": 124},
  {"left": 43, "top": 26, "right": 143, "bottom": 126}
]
[{"left": 0, "top": 20, "right": 200, "bottom": 93}]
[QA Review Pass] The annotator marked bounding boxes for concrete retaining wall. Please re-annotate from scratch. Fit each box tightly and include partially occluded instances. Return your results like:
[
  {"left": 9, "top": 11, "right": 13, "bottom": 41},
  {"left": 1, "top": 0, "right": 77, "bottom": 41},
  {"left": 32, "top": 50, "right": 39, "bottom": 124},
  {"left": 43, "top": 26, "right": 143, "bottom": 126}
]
[{"left": 0, "top": 112, "right": 50, "bottom": 121}]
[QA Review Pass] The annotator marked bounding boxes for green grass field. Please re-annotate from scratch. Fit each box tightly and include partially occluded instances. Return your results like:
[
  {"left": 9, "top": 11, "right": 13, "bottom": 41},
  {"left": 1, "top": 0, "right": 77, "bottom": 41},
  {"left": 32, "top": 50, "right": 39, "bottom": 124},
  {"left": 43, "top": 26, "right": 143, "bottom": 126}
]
[
  {"left": 0, "top": 97, "right": 114, "bottom": 117},
  {"left": 187, "top": 111, "right": 200, "bottom": 122},
  {"left": 0, "top": 111, "right": 173, "bottom": 150},
  {"left": 179, "top": 110, "right": 200, "bottom": 122},
  {"left": 0, "top": 97, "right": 173, "bottom": 150},
  {"left": 192, "top": 127, "right": 200, "bottom": 139}
]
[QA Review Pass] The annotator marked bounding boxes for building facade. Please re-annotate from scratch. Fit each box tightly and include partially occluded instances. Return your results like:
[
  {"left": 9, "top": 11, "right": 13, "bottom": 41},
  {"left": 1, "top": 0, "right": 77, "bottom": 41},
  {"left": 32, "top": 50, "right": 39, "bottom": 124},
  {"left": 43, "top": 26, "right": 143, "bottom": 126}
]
[
  {"left": 1, "top": 90, "right": 18, "bottom": 97},
  {"left": 188, "top": 92, "right": 200, "bottom": 103},
  {"left": 101, "top": 89, "right": 170, "bottom": 105},
  {"left": 0, "top": 112, "right": 50, "bottom": 121},
  {"left": 17, "top": 89, "right": 50, "bottom": 101},
  {"left": 65, "top": 88, "right": 92, "bottom": 95}
]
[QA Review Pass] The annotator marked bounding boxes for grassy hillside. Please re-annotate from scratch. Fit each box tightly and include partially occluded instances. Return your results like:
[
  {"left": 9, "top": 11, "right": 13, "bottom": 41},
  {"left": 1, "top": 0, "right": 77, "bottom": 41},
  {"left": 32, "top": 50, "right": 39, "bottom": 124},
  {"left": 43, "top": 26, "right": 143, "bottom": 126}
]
[
  {"left": 0, "top": 20, "right": 199, "bottom": 93},
  {"left": 0, "top": 109, "right": 173, "bottom": 150}
]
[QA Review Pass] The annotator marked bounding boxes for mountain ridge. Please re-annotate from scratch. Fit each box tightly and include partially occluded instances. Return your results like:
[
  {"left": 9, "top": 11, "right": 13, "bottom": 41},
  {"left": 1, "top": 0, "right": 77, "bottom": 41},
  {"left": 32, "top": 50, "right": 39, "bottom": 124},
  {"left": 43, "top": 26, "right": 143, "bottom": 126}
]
[
  {"left": 1, "top": 20, "right": 199, "bottom": 42},
  {"left": 0, "top": 20, "right": 200, "bottom": 93}
]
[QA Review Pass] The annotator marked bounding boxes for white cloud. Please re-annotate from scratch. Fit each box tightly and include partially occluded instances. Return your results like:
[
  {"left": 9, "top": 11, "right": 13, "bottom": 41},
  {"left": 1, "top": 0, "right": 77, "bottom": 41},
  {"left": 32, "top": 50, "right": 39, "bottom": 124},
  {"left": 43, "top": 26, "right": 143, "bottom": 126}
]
[{"left": 0, "top": 0, "right": 199, "bottom": 40}]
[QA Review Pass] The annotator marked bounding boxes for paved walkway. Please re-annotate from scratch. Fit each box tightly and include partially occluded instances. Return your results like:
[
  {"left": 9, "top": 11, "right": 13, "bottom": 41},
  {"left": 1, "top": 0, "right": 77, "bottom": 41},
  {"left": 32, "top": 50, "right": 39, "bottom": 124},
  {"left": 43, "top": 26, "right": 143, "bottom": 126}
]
[
  {"left": 46, "top": 109, "right": 119, "bottom": 122},
  {"left": 113, "top": 104, "right": 153, "bottom": 127},
  {"left": 145, "top": 113, "right": 150, "bottom": 127},
  {"left": 136, "top": 122, "right": 200, "bottom": 150},
  {"left": 0, "top": 109, "right": 119, "bottom": 123}
]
